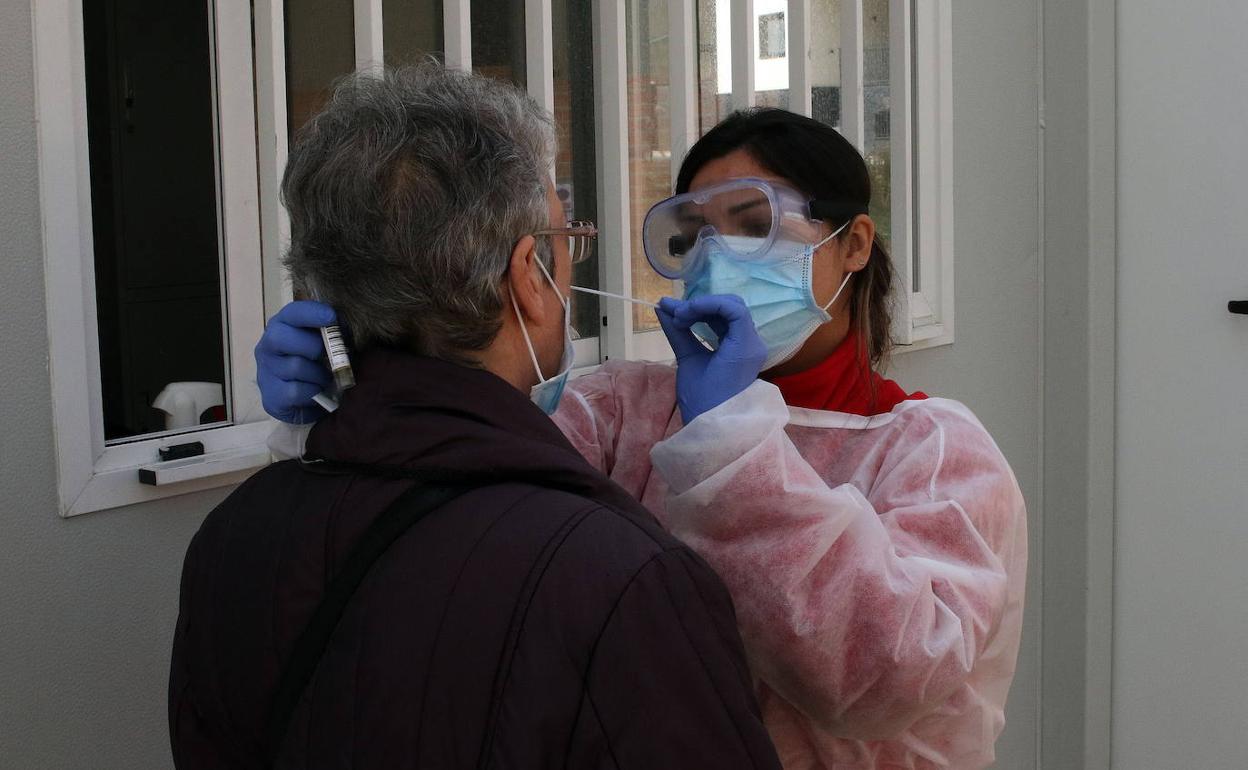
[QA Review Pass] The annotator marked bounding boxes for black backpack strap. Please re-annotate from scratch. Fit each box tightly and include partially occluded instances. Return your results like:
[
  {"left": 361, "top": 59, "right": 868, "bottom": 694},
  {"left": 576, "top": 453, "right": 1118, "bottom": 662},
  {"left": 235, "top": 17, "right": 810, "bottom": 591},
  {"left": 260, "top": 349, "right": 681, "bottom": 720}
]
[{"left": 263, "top": 482, "right": 470, "bottom": 764}]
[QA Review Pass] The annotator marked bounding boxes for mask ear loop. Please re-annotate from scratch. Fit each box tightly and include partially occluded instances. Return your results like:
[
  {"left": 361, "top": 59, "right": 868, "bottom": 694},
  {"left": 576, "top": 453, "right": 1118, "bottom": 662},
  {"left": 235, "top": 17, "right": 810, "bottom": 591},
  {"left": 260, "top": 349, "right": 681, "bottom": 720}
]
[
  {"left": 814, "top": 219, "right": 856, "bottom": 313},
  {"left": 512, "top": 254, "right": 569, "bottom": 385},
  {"left": 510, "top": 289, "right": 548, "bottom": 385},
  {"left": 535, "top": 255, "right": 573, "bottom": 329},
  {"left": 822, "top": 271, "right": 855, "bottom": 313},
  {"left": 534, "top": 256, "right": 569, "bottom": 306}
]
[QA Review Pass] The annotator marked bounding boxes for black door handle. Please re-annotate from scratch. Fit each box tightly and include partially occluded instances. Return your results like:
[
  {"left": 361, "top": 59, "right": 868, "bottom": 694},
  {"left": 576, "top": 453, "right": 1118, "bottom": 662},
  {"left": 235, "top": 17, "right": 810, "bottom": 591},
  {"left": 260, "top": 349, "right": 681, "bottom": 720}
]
[{"left": 1231, "top": 301, "right": 1248, "bottom": 315}]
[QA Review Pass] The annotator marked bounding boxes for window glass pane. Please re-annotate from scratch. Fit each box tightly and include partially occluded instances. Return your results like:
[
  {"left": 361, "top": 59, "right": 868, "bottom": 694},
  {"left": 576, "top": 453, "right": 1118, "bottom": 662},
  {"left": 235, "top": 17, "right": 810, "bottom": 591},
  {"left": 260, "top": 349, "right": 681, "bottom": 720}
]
[
  {"left": 625, "top": 0, "right": 677, "bottom": 331},
  {"left": 696, "top": 0, "right": 731, "bottom": 134},
  {"left": 471, "top": 0, "right": 526, "bottom": 86},
  {"left": 811, "top": 0, "right": 842, "bottom": 128},
  {"left": 384, "top": 0, "right": 444, "bottom": 67},
  {"left": 553, "top": 0, "right": 600, "bottom": 337},
  {"left": 759, "top": 12, "right": 785, "bottom": 59},
  {"left": 286, "top": 0, "right": 356, "bottom": 137},
  {"left": 863, "top": 0, "right": 891, "bottom": 254},
  {"left": 754, "top": 1, "right": 789, "bottom": 109},
  {"left": 83, "top": 0, "right": 229, "bottom": 442}
]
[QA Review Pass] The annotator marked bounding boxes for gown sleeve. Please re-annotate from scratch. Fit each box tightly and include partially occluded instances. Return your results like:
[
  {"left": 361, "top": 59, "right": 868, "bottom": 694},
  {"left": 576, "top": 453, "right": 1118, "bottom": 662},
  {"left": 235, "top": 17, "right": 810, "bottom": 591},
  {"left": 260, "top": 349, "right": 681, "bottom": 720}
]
[
  {"left": 267, "top": 422, "right": 313, "bottom": 460},
  {"left": 551, "top": 361, "right": 681, "bottom": 502},
  {"left": 550, "top": 368, "right": 623, "bottom": 475},
  {"left": 649, "top": 380, "right": 1028, "bottom": 738}
]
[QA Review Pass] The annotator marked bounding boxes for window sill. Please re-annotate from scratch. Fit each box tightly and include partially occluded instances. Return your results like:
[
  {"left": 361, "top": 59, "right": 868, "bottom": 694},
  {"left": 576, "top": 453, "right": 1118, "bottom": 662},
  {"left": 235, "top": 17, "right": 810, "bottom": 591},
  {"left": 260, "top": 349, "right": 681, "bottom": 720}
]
[
  {"left": 59, "top": 421, "right": 274, "bottom": 517},
  {"left": 895, "top": 321, "right": 954, "bottom": 353}
]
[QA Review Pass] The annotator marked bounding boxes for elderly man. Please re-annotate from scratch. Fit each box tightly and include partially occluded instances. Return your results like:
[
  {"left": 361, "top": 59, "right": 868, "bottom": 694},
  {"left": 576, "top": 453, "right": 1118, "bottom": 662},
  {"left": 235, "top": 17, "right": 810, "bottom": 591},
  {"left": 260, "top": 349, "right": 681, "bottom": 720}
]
[{"left": 168, "top": 65, "right": 780, "bottom": 769}]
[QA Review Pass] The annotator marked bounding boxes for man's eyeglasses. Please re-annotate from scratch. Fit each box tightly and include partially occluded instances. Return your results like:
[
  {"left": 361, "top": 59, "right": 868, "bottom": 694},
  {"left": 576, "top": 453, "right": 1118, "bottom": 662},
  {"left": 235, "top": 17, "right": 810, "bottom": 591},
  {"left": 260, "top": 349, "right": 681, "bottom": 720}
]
[{"left": 535, "top": 220, "right": 597, "bottom": 264}]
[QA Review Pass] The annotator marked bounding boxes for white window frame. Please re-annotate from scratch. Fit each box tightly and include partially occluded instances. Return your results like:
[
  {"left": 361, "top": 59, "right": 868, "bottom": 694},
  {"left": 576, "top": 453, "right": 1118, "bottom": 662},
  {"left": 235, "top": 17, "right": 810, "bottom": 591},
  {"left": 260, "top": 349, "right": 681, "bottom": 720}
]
[
  {"left": 590, "top": 0, "right": 955, "bottom": 360},
  {"left": 432, "top": 0, "right": 605, "bottom": 366},
  {"left": 35, "top": 0, "right": 273, "bottom": 516},
  {"left": 787, "top": 0, "right": 955, "bottom": 349},
  {"left": 262, "top": 0, "right": 609, "bottom": 380},
  {"left": 903, "top": 0, "right": 955, "bottom": 349},
  {"left": 255, "top": 0, "right": 293, "bottom": 321},
  {"left": 34, "top": 0, "right": 952, "bottom": 516},
  {"left": 526, "top": 0, "right": 603, "bottom": 366},
  {"left": 231, "top": 0, "right": 952, "bottom": 371}
]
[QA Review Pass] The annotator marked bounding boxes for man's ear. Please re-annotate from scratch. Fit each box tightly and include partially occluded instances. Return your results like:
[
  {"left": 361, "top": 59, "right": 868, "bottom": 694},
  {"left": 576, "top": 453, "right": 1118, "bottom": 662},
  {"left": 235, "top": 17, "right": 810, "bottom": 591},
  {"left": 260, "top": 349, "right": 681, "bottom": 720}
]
[
  {"left": 844, "top": 215, "right": 877, "bottom": 272},
  {"left": 506, "top": 235, "right": 550, "bottom": 326}
]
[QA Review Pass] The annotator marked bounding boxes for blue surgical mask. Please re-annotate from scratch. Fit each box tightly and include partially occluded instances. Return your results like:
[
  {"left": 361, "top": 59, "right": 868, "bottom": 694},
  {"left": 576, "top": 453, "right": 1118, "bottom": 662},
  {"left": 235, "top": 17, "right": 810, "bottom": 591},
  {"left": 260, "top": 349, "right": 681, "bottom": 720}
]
[
  {"left": 512, "top": 259, "right": 575, "bottom": 415},
  {"left": 683, "top": 223, "right": 853, "bottom": 370}
]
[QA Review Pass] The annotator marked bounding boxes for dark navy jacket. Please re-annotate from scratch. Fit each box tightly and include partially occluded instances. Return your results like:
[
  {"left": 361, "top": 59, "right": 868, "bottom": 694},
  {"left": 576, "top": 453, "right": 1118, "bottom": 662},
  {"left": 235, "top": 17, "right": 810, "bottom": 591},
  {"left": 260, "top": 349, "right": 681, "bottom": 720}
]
[{"left": 169, "top": 349, "right": 781, "bottom": 769}]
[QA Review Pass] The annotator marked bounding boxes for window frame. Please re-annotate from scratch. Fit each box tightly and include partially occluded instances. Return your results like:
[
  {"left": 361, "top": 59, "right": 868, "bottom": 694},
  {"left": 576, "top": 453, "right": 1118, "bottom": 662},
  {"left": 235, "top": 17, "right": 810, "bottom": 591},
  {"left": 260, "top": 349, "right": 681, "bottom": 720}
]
[
  {"left": 426, "top": 0, "right": 604, "bottom": 366},
  {"left": 904, "top": 0, "right": 955, "bottom": 349},
  {"left": 588, "top": 0, "right": 955, "bottom": 359},
  {"left": 36, "top": 0, "right": 271, "bottom": 516},
  {"left": 821, "top": 0, "right": 955, "bottom": 348},
  {"left": 34, "top": 0, "right": 952, "bottom": 515}
]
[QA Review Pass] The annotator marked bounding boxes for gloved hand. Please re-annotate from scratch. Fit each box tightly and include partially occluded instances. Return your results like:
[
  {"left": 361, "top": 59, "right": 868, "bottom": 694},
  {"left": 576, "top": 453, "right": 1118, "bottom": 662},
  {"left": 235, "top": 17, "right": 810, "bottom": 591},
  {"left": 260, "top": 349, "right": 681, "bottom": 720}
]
[
  {"left": 255, "top": 300, "right": 336, "bottom": 424},
  {"left": 656, "top": 294, "right": 768, "bottom": 424}
]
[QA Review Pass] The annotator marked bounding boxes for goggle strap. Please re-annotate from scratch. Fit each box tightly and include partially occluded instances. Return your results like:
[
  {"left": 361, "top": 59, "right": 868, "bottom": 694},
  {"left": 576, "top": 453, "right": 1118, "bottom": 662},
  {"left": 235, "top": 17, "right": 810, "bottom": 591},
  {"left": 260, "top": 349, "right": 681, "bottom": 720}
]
[{"left": 809, "top": 199, "right": 870, "bottom": 223}]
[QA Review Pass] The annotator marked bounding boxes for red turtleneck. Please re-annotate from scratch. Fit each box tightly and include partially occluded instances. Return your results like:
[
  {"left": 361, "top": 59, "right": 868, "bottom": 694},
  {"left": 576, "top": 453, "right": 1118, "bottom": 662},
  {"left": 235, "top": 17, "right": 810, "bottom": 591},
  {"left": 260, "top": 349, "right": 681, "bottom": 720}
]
[{"left": 764, "top": 332, "right": 927, "bottom": 416}]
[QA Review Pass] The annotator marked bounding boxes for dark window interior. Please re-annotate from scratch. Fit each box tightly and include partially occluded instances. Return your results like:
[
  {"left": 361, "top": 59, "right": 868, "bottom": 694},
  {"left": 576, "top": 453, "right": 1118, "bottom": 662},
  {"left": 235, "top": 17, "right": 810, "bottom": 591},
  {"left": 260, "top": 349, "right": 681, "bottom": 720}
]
[{"left": 83, "top": 0, "right": 227, "bottom": 441}]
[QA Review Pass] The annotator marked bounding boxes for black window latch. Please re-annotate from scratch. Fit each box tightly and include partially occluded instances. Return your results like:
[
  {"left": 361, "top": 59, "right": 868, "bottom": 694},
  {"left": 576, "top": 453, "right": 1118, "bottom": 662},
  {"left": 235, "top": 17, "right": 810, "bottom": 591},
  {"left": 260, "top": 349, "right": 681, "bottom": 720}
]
[{"left": 159, "top": 441, "right": 205, "bottom": 462}]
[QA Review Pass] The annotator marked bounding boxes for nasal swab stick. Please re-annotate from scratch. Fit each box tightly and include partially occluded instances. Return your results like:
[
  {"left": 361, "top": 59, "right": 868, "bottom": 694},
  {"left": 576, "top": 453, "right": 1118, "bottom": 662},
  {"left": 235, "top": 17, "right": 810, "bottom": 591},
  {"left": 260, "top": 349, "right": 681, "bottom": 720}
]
[{"left": 572, "top": 286, "right": 661, "bottom": 309}]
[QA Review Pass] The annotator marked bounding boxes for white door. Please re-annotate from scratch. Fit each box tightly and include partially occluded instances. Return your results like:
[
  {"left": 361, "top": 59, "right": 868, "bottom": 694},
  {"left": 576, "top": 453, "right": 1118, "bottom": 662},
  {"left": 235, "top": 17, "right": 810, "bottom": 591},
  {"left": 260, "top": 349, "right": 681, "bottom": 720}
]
[{"left": 1114, "top": 3, "right": 1248, "bottom": 768}]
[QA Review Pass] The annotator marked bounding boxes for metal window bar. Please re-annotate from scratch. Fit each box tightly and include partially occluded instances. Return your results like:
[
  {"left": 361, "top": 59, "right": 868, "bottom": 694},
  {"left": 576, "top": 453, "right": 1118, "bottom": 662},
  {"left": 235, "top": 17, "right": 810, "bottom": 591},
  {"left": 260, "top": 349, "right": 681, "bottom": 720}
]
[
  {"left": 840, "top": 0, "right": 865, "bottom": 150},
  {"left": 525, "top": 0, "right": 555, "bottom": 116},
  {"left": 354, "top": 0, "right": 385, "bottom": 69},
  {"left": 444, "top": 0, "right": 472, "bottom": 70},
  {"left": 526, "top": 0, "right": 600, "bottom": 365},
  {"left": 730, "top": 0, "right": 756, "bottom": 109},
  {"left": 669, "top": 0, "right": 699, "bottom": 180},
  {"left": 888, "top": 0, "right": 916, "bottom": 342},
  {"left": 788, "top": 0, "right": 813, "bottom": 116},
  {"left": 253, "top": 0, "right": 292, "bottom": 318},
  {"left": 592, "top": 0, "right": 634, "bottom": 361}
]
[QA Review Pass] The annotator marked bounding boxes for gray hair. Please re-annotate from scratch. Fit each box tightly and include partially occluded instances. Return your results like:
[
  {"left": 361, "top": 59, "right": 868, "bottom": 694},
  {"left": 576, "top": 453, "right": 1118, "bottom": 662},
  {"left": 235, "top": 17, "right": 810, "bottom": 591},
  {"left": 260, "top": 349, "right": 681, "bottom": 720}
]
[{"left": 282, "top": 63, "right": 556, "bottom": 362}]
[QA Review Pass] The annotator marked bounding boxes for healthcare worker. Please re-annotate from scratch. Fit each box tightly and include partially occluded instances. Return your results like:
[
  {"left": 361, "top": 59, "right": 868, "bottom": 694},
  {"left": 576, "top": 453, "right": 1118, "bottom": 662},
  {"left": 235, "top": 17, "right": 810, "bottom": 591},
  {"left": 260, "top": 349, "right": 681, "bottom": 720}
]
[{"left": 257, "top": 108, "right": 1028, "bottom": 770}]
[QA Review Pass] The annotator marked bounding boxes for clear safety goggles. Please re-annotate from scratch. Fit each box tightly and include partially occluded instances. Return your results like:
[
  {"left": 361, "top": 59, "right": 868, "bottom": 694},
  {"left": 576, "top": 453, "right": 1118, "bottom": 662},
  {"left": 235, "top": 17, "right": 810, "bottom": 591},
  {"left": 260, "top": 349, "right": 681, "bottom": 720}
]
[{"left": 641, "top": 177, "right": 868, "bottom": 279}]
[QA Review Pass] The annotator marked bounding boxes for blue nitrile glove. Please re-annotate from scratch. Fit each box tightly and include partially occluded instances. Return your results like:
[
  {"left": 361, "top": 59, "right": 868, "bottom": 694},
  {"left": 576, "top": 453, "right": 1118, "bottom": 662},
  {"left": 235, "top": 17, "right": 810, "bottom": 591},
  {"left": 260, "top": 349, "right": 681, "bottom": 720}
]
[
  {"left": 656, "top": 294, "right": 768, "bottom": 424},
  {"left": 255, "top": 300, "right": 336, "bottom": 424}
]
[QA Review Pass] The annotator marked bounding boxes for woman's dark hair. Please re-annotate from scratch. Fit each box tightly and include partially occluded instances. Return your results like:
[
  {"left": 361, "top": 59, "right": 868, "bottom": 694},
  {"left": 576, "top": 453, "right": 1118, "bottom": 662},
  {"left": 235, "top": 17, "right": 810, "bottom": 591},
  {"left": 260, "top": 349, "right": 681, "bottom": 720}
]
[{"left": 677, "top": 108, "right": 895, "bottom": 373}]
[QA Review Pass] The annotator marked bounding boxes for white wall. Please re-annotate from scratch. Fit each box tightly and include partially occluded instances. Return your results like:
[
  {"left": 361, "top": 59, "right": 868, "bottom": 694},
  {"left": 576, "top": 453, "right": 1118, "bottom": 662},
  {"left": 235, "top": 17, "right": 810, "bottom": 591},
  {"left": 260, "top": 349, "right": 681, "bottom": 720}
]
[
  {"left": 0, "top": 4, "right": 231, "bottom": 765},
  {"left": 1038, "top": 0, "right": 1118, "bottom": 766},
  {"left": 889, "top": 0, "right": 1042, "bottom": 765},
  {"left": 0, "top": 0, "right": 1042, "bottom": 766},
  {"left": 1113, "top": 3, "right": 1248, "bottom": 768}
]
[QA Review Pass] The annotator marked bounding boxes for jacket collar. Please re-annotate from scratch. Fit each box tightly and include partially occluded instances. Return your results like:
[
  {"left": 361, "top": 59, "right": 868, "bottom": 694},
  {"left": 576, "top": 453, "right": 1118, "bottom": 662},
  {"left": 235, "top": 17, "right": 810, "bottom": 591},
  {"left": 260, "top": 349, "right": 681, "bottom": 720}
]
[{"left": 305, "top": 348, "right": 618, "bottom": 499}]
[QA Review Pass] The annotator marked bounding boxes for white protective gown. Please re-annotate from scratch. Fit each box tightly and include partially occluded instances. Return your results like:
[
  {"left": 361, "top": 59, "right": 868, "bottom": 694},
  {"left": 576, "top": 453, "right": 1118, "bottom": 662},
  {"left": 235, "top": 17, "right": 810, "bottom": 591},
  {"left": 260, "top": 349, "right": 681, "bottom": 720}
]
[
  {"left": 553, "top": 360, "right": 1028, "bottom": 770},
  {"left": 269, "top": 358, "right": 1028, "bottom": 769}
]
